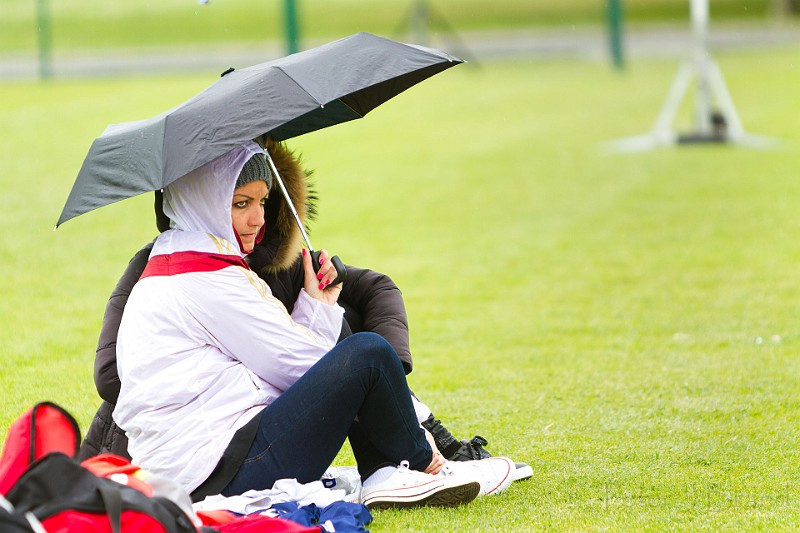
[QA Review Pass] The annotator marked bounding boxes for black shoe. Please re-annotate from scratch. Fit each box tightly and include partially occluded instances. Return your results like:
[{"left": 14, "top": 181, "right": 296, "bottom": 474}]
[
  {"left": 449, "top": 435, "right": 533, "bottom": 482},
  {"left": 448, "top": 435, "right": 493, "bottom": 461}
]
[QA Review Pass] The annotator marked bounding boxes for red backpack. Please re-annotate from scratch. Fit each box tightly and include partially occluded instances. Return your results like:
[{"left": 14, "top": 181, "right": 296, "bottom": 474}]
[
  {"left": 5, "top": 452, "right": 199, "bottom": 533},
  {"left": 0, "top": 402, "right": 198, "bottom": 533},
  {"left": 0, "top": 402, "right": 323, "bottom": 533}
]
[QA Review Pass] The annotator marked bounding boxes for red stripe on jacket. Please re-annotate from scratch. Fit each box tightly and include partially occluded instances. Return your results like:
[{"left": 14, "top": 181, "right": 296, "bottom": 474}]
[{"left": 140, "top": 251, "right": 249, "bottom": 279}]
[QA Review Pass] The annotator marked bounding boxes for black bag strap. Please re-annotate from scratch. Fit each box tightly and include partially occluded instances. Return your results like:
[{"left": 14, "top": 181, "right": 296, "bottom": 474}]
[
  {"left": 97, "top": 485, "right": 122, "bottom": 533},
  {"left": 0, "top": 495, "right": 36, "bottom": 533}
]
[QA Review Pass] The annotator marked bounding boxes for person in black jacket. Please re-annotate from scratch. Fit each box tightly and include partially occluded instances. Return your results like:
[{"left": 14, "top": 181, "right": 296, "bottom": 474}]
[{"left": 80, "top": 139, "right": 530, "bottom": 481}]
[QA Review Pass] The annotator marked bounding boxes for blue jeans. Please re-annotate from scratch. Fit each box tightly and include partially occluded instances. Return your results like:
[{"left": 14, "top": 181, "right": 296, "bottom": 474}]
[{"left": 221, "top": 332, "right": 433, "bottom": 495}]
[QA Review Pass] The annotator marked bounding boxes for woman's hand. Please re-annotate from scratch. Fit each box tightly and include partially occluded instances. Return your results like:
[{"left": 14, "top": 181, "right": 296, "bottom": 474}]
[
  {"left": 423, "top": 427, "right": 446, "bottom": 475},
  {"left": 302, "top": 248, "right": 342, "bottom": 306}
]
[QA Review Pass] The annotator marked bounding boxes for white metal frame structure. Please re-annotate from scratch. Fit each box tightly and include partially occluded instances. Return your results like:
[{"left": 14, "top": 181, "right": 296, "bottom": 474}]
[{"left": 607, "top": 0, "right": 776, "bottom": 152}]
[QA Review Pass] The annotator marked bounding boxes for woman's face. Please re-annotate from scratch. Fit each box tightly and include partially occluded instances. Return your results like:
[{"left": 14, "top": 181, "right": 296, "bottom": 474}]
[{"left": 231, "top": 180, "right": 268, "bottom": 252}]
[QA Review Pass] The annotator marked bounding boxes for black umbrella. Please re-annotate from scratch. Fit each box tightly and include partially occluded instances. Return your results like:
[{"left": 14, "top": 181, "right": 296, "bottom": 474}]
[{"left": 56, "top": 32, "right": 463, "bottom": 228}]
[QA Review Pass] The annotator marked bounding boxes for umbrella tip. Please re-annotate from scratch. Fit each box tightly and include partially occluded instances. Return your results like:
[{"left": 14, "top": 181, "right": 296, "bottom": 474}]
[{"left": 221, "top": 67, "right": 235, "bottom": 77}]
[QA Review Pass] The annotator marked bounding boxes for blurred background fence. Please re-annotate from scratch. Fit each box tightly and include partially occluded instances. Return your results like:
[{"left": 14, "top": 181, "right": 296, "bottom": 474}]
[{"left": 1, "top": 0, "right": 798, "bottom": 80}]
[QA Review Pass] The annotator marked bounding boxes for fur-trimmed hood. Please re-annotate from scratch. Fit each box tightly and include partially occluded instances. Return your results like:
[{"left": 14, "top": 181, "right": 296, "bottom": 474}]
[{"left": 155, "top": 138, "right": 315, "bottom": 275}]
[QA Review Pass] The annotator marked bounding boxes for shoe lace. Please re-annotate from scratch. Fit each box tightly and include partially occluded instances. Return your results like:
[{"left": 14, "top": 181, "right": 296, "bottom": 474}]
[
  {"left": 462, "top": 436, "right": 492, "bottom": 460},
  {"left": 440, "top": 462, "right": 459, "bottom": 477}
]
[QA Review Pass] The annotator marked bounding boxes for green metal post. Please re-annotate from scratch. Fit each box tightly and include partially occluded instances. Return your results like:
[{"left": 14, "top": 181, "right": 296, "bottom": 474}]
[
  {"left": 284, "top": 0, "right": 300, "bottom": 55},
  {"left": 36, "top": 0, "right": 53, "bottom": 80},
  {"left": 606, "top": 0, "right": 625, "bottom": 71}
]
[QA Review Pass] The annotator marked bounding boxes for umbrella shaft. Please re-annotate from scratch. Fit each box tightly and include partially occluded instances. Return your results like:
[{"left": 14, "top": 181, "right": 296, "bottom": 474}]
[{"left": 264, "top": 149, "right": 314, "bottom": 252}]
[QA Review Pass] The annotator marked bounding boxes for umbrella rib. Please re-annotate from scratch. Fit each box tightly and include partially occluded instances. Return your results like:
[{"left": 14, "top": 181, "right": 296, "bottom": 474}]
[
  {"left": 274, "top": 66, "right": 326, "bottom": 108},
  {"left": 337, "top": 97, "right": 364, "bottom": 118}
]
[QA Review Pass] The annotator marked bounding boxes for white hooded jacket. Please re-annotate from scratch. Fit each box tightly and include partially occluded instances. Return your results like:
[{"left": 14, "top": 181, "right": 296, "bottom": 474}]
[{"left": 113, "top": 142, "right": 344, "bottom": 492}]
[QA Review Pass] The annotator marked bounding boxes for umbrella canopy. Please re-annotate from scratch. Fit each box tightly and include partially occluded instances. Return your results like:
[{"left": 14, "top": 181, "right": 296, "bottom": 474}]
[{"left": 57, "top": 32, "right": 462, "bottom": 227}]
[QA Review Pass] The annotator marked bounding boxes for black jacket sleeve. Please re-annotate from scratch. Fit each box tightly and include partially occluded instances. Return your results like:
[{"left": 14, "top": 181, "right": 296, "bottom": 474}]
[
  {"left": 93, "top": 242, "right": 153, "bottom": 404},
  {"left": 339, "top": 265, "right": 413, "bottom": 373}
]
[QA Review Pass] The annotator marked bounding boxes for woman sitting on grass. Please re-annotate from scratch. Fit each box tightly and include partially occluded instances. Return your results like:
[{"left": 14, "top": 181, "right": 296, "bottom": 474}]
[{"left": 112, "top": 141, "right": 512, "bottom": 509}]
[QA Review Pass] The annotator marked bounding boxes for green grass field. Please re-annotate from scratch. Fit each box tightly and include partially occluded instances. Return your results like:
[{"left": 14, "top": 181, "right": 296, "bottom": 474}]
[
  {"left": 2, "top": 42, "right": 800, "bottom": 530},
  {"left": 1, "top": 0, "right": 776, "bottom": 53}
]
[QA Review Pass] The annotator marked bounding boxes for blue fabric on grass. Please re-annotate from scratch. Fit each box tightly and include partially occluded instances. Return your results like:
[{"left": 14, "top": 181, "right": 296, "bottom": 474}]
[{"left": 272, "top": 501, "right": 372, "bottom": 532}]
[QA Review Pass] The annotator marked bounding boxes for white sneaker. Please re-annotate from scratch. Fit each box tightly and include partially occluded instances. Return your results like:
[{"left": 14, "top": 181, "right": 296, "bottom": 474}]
[
  {"left": 441, "top": 457, "right": 516, "bottom": 496},
  {"left": 360, "top": 461, "right": 480, "bottom": 510},
  {"left": 514, "top": 462, "right": 534, "bottom": 481}
]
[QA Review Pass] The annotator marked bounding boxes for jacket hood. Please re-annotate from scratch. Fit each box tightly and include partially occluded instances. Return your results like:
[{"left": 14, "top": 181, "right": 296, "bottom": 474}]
[{"left": 162, "top": 141, "right": 263, "bottom": 255}]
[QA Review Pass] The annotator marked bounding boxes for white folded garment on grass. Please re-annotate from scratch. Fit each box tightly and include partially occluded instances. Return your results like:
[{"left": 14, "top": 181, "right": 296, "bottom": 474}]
[{"left": 193, "top": 478, "right": 347, "bottom": 515}]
